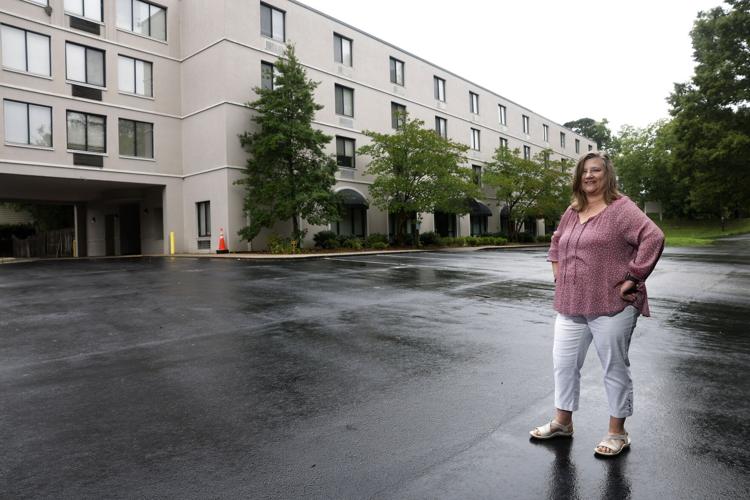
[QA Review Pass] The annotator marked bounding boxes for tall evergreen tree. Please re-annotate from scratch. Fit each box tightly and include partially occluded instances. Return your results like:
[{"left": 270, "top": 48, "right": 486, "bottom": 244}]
[
  {"left": 563, "top": 118, "right": 613, "bottom": 151},
  {"left": 238, "top": 44, "right": 340, "bottom": 245}
]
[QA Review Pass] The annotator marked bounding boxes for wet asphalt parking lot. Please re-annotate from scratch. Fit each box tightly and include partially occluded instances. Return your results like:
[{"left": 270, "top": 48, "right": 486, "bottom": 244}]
[{"left": 1, "top": 237, "right": 749, "bottom": 499}]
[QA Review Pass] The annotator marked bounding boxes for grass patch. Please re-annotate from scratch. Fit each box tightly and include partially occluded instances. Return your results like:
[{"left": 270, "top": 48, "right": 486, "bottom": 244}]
[{"left": 654, "top": 218, "right": 750, "bottom": 247}]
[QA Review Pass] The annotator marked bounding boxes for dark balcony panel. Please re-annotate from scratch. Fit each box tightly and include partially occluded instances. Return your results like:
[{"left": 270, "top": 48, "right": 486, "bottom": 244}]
[
  {"left": 69, "top": 16, "right": 100, "bottom": 35},
  {"left": 73, "top": 153, "right": 103, "bottom": 168},
  {"left": 72, "top": 85, "right": 102, "bottom": 101}
]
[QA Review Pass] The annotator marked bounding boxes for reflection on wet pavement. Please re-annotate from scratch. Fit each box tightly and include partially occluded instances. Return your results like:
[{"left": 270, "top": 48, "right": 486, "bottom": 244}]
[{"left": 0, "top": 236, "right": 749, "bottom": 498}]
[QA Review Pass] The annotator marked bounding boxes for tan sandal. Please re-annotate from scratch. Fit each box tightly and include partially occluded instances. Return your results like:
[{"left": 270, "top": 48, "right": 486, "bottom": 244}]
[
  {"left": 529, "top": 420, "right": 574, "bottom": 440},
  {"left": 594, "top": 433, "right": 631, "bottom": 456}
]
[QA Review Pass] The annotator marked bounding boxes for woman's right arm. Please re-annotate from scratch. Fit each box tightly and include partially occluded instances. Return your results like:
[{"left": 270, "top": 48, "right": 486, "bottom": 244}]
[{"left": 548, "top": 208, "right": 570, "bottom": 282}]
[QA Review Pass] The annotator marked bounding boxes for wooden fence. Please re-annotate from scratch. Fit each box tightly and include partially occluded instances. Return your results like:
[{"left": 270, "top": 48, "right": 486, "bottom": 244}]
[{"left": 12, "top": 228, "right": 74, "bottom": 258}]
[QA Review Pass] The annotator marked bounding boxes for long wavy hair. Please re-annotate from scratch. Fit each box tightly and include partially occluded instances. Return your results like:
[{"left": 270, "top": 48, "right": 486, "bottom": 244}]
[{"left": 571, "top": 151, "right": 621, "bottom": 211}]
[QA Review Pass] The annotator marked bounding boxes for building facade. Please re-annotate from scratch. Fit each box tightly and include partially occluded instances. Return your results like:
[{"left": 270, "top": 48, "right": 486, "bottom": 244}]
[{"left": 0, "top": 0, "right": 596, "bottom": 255}]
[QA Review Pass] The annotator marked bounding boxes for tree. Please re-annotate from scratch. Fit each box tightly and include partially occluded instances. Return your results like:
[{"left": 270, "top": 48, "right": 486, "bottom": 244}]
[
  {"left": 358, "top": 113, "right": 479, "bottom": 245},
  {"left": 563, "top": 118, "right": 613, "bottom": 150},
  {"left": 667, "top": 0, "right": 750, "bottom": 216},
  {"left": 237, "top": 44, "right": 340, "bottom": 245},
  {"left": 611, "top": 121, "right": 686, "bottom": 216},
  {"left": 483, "top": 147, "right": 569, "bottom": 240}
]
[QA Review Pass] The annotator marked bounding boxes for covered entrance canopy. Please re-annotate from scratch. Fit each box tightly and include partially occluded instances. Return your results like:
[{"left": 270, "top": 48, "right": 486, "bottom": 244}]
[
  {"left": 0, "top": 173, "right": 165, "bottom": 257},
  {"left": 469, "top": 198, "right": 492, "bottom": 236},
  {"left": 335, "top": 188, "right": 368, "bottom": 238}
]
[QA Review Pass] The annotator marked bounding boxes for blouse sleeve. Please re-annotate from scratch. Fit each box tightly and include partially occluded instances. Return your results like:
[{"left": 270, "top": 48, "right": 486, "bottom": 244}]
[
  {"left": 548, "top": 207, "right": 571, "bottom": 262},
  {"left": 621, "top": 201, "right": 665, "bottom": 281}
]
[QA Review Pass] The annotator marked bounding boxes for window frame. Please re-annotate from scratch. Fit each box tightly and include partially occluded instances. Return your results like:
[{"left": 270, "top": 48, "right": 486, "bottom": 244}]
[
  {"left": 65, "top": 41, "right": 106, "bottom": 87},
  {"left": 3, "top": 99, "right": 53, "bottom": 148},
  {"left": 64, "top": 0, "right": 103, "bottom": 23},
  {"left": 1, "top": 24, "right": 52, "bottom": 77},
  {"left": 118, "top": 117, "right": 154, "bottom": 159},
  {"left": 499, "top": 137, "right": 508, "bottom": 150},
  {"left": 335, "top": 136, "right": 355, "bottom": 169},
  {"left": 435, "top": 116, "right": 447, "bottom": 139},
  {"left": 523, "top": 145, "right": 531, "bottom": 160},
  {"left": 117, "top": 54, "right": 153, "bottom": 97},
  {"left": 260, "top": 2, "right": 285, "bottom": 42},
  {"left": 333, "top": 33, "right": 352, "bottom": 67},
  {"left": 522, "top": 115, "right": 530, "bottom": 135},
  {"left": 196, "top": 201, "right": 211, "bottom": 238},
  {"left": 543, "top": 124, "right": 549, "bottom": 142},
  {"left": 434, "top": 76, "right": 446, "bottom": 102},
  {"left": 391, "top": 102, "right": 406, "bottom": 129},
  {"left": 575, "top": 138, "right": 580, "bottom": 154},
  {"left": 117, "top": 0, "right": 168, "bottom": 41},
  {"left": 260, "top": 60, "right": 276, "bottom": 90},
  {"left": 471, "top": 128, "right": 480, "bottom": 151},
  {"left": 470, "top": 92, "right": 479, "bottom": 114},
  {"left": 498, "top": 104, "right": 507, "bottom": 125},
  {"left": 389, "top": 57, "right": 404, "bottom": 86},
  {"left": 560, "top": 131, "right": 566, "bottom": 148},
  {"left": 472, "top": 165, "right": 482, "bottom": 186},
  {"left": 335, "top": 84, "right": 354, "bottom": 117},
  {"left": 66, "top": 109, "right": 107, "bottom": 153}
]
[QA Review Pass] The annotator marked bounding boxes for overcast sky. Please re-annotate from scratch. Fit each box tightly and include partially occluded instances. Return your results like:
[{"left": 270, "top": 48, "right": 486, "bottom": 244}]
[{"left": 298, "top": 0, "right": 723, "bottom": 134}]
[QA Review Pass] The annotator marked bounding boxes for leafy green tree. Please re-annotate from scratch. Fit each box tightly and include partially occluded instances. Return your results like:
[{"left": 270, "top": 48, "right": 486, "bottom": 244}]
[
  {"left": 611, "top": 121, "right": 686, "bottom": 216},
  {"left": 358, "top": 113, "right": 479, "bottom": 245},
  {"left": 667, "top": 0, "right": 750, "bottom": 216},
  {"left": 237, "top": 44, "right": 340, "bottom": 245},
  {"left": 483, "top": 148, "right": 569, "bottom": 240},
  {"left": 563, "top": 118, "right": 613, "bottom": 150}
]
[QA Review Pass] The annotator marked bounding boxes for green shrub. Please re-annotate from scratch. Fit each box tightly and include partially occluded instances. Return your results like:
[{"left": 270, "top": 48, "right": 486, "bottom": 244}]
[
  {"left": 313, "top": 230, "right": 339, "bottom": 249},
  {"left": 419, "top": 231, "right": 442, "bottom": 246},
  {"left": 515, "top": 232, "right": 535, "bottom": 243},
  {"left": 465, "top": 236, "right": 479, "bottom": 246},
  {"left": 268, "top": 235, "right": 298, "bottom": 254},
  {"left": 491, "top": 236, "right": 508, "bottom": 245},
  {"left": 370, "top": 241, "right": 388, "bottom": 250},
  {"left": 535, "top": 234, "right": 552, "bottom": 243},
  {"left": 365, "top": 233, "right": 389, "bottom": 247},
  {"left": 342, "top": 237, "right": 363, "bottom": 250}
]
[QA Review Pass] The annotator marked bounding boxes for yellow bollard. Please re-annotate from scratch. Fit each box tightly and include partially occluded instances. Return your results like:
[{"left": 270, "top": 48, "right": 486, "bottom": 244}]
[{"left": 169, "top": 231, "right": 175, "bottom": 255}]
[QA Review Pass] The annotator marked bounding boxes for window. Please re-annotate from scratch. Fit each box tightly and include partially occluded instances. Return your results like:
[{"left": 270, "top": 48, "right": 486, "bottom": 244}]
[
  {"left": 335, "top": 84, "right": 354, "bottom": 117},
  {"left": 3, "top": 100, "right": 52, "bottom": 147},
  {"left": 336, "top": 136, "right": 355, "bottom": 168},
  {"left": 575, "top": 139, "right": 580, "bottom": 154},
  {"left": 543, "top": 151, "right": 550, "bottom": 166},
  {"left": 65, "top": 0, "right": 103, "bottom": 22},
  {"left": 27, "top": 0, "right": 48, "bottom": 5},
  {"left": 470, "top": 92, "right": 479, "bottom": 114},
  {"left": 260, "top": 61, "right": 278, "bottom": 90},
  {"left": 499, "top": 137, "right": 508, "bottom": 150},
  {"left": 197, "top": 201, "right": 210, "bottom": 237},
  {"left": 498, "top": 104, "right": 507, "bottom": 125},
  {"left": 434, "top": 76, "right": 445, "bottom": 102},
  {"left": 391, "top": 102, "right": 406, "bottom": 129},
  {"left": 1, "top": 25, "right": 50, "bottom": 77},
  {"left": 543, "top": 124, "right": 549, "bottom": 142},
  {"left": 523, "top": 145, "right": 531, "bottom": 160},
  {"left": 66, "top": 111, "right": 106, "bottom": 152},
  {"left": 333, "top": 33, "right": 352, "bottom": 66},
  {"left": 117, "top": 0, "right": 167, "bottom": 41},
  {"left": 119, "top": 118, "right": 153, "bottom": 158},
  {"left": 588, "top": 144, "right": 593, "bottom": 151},
  {"left": 65, "top": 42, "right": 105, "bottom": 87},
  {"left": 471, "top": 128, "right": 480, "bottom": 150},
  {"left": 522, "top": 115, "right": 530, "bottom": 134},
  {"left": 435, "top": 116, "right": 447, "bottom": 139},
  {"left": 390, "top": 57, "right": 404, "bottom": 85},
  {"left": 260, "top": 3, "right": 285, "bottom": 42},
  {"left": 472, "top": 165, "right": 482, "bottom": 186},
  {"left": 118, "top": 55, "right": 152, "bottom": 96},
  {"left": 560, "top": 132, "right": 566, "bottom": 148}
]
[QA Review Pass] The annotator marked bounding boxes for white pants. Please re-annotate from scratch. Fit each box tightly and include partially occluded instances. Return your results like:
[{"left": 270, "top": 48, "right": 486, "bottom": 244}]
[{"left": 553, "top": 306, "right": 639, "bottom": 418}]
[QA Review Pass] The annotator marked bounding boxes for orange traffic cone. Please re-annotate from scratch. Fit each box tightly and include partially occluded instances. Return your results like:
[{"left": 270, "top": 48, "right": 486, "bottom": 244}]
[{"left": 216, "top": 227, "right": 229, "bottom": 254}]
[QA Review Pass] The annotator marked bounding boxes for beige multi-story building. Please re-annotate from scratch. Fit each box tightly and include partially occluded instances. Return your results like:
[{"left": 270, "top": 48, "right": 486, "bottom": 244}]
[{"left": 0, "top": 0, "right": 596, "bottom": 255}]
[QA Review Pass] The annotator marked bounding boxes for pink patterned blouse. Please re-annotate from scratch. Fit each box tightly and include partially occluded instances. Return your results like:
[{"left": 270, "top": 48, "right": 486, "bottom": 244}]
[{"left": 548, "top": 196, "right": 665, "bottom": 317}]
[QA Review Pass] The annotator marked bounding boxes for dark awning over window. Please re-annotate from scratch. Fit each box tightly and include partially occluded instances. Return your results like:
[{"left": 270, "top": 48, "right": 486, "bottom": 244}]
[
  {"left": 338, "top": 189, "right": 369, "bottom": 207},
  {"left": 469, "top": 198, "right": 492, "bottom": 216}
]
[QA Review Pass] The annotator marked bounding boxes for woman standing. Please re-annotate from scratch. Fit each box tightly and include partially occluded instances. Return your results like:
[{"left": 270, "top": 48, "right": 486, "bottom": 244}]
[{"left": 529, "top": 151, "right": 664, "bottom": 456}]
